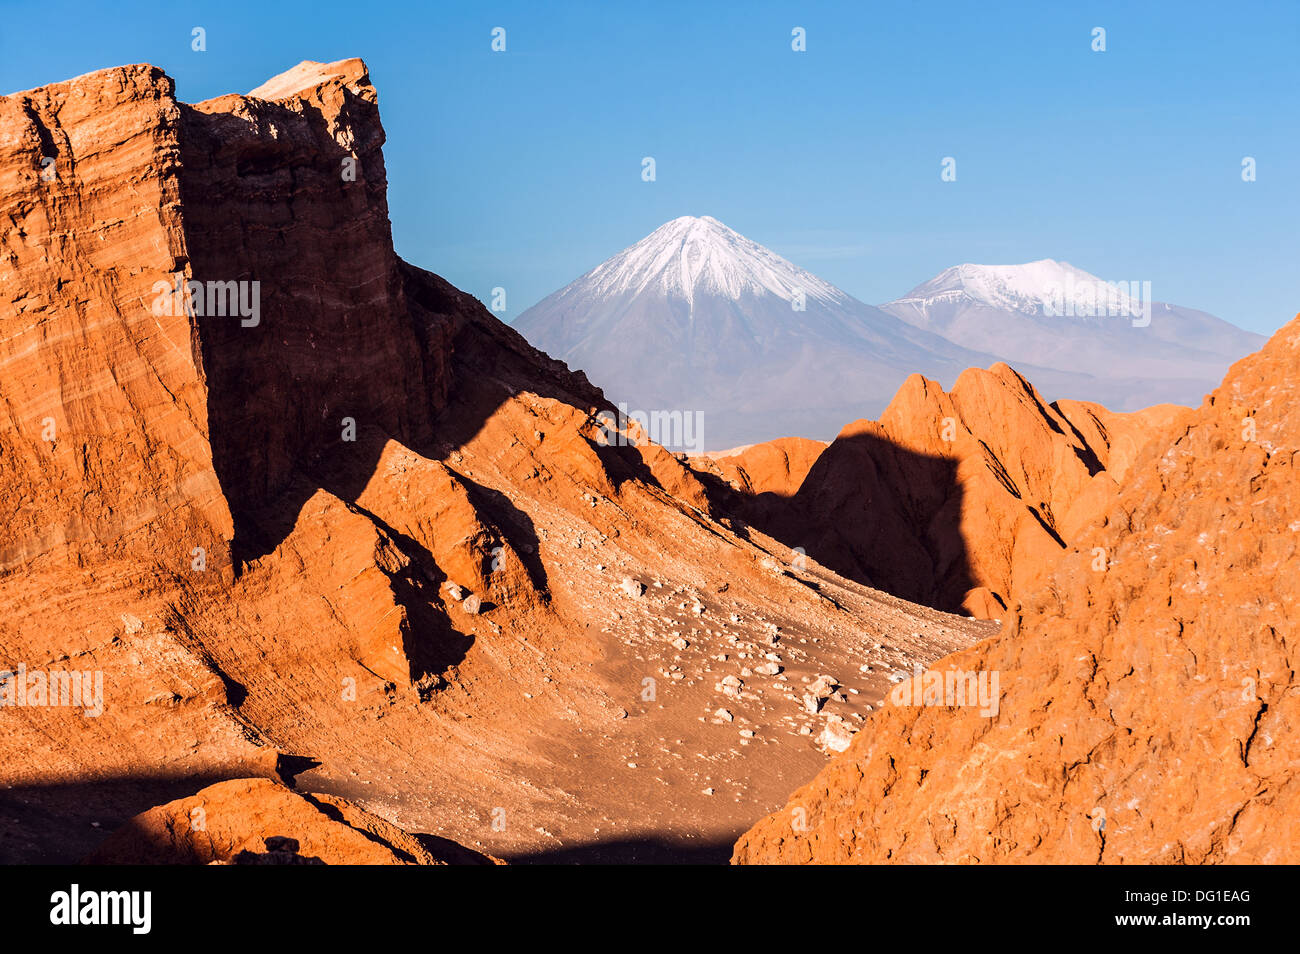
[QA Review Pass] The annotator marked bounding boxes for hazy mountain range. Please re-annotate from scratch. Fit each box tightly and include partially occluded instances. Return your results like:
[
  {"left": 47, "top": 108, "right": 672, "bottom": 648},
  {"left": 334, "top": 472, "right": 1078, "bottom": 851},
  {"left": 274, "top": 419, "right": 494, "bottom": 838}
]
[{"left": 516, "top": 217, "right": 1264, "bottom": 449}]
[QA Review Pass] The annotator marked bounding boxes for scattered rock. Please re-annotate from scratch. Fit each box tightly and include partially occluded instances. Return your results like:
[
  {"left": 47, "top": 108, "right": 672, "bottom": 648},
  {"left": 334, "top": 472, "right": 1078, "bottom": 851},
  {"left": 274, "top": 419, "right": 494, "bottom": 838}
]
[{"left": 817, "top": 717, "right": 856, "bottom": 753}]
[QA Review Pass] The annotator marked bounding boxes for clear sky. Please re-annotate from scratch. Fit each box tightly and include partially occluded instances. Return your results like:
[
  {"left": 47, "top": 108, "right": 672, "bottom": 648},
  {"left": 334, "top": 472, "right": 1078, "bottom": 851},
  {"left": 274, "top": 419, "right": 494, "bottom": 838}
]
[{"left": 3, "top": 0, "right": 1296, "bottom": 333}]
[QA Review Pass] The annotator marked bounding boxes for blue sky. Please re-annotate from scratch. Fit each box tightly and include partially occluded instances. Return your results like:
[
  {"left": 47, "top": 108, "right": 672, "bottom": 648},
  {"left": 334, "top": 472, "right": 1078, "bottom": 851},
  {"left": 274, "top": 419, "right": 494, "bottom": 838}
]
[{"left": 3, "top": 0, "right": 1296, "bottom": 333}]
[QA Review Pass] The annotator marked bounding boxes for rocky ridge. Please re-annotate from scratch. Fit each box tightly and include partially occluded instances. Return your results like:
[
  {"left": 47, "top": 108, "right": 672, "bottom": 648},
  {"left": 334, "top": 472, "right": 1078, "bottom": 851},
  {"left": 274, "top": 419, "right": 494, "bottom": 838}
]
[
  {"left": 691, "top": 364, "right": 1184, "bottom": 617},
  {"left": 734, "top": 315, "right": 1300, "bottom": 864}
]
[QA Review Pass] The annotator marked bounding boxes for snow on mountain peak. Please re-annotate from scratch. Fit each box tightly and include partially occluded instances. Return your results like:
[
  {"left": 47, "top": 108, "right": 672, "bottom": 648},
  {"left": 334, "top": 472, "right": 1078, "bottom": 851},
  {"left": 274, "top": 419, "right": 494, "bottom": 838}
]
[
  {"left": 579, "top": 215, "right": 848, "bottom": 308},
  {"left": 897, "top": 259, "right": 1139, "bottom": 315}
]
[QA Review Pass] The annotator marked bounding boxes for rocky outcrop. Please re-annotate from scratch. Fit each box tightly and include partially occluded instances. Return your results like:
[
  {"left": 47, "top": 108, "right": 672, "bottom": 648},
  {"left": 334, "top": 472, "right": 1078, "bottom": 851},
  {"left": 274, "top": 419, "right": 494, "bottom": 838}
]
[
  {"left": 733, "top": 316, "right": 1300, "bottom": 864},
  {"left": 688, "top": 437, "right": 827, "bottom": 499},
  {"left": 695, "top": 364, "right": 1184, "bottom": 616},
  {"left": 179, "top": 60, "right": 454, "bottom": 568},
  {"left": 85, "top": 778, "right": 498, "bottom": 864},
  {"left": 0, "top": 58, "right": 452, "bottom": 575}
]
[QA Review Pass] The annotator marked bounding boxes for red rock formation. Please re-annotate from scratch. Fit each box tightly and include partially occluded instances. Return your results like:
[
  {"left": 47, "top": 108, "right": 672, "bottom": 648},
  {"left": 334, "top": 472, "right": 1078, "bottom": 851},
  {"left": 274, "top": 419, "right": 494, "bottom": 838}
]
[
  {"left": 0, "top": 64, "right": 230, "bottom": 573},
  {"left": 86, "top": 778, "right": 498, "bottom": 864},
  {"left": 733, "top": 316, "right": 1300, "bottom": 864},
  {"left": 688, "top": 437, "right": 827, "bottom": 498},
  {"left": 695, "top": 364, "right": 1184, "bottom": 617}
]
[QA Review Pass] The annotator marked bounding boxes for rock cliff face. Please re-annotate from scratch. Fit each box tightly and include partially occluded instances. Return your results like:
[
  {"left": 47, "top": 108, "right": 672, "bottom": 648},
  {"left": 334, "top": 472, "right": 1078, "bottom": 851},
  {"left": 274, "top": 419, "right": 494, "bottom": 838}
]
[
  {"left": 0, "top": 61, "right": 990, "bottom": 864},
  {"left": 693, "top": 365, "right": 1184, "bottom": 617},
  {"left": 1, "top": 59, "right": 449, "bottom": 575},
  {"left": 733, "top": 316, "right": 1300, "bottom": 864},
  {"left": 1, "top": 64, "right": 228, "bottom": 573},
  {"left": 0, "top": 58, "right": 475, "bottom": 861},
  {"left": 179, "top": 60, "right": 452, "bottom": 566}
]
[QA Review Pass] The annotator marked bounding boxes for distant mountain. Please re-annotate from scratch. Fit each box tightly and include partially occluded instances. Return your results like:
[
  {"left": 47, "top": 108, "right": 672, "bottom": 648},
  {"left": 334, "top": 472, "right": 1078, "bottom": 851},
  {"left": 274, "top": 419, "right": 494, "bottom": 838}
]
[
  {"left": 514, "top": 216, "right": 999, "bottom": 449},
  {"left": 516, "top": 223, "right": 1265, "bottom": 449},
  {"left": 881, "top": 260, "right": 1266, "bottom": 408}
]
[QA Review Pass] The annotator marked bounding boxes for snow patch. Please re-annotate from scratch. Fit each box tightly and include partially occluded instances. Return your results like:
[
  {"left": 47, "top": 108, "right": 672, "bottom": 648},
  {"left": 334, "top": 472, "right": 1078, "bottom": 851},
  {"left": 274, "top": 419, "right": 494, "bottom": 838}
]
[{"left": 578, "top": 215, "right": 848, "bottom": 309}]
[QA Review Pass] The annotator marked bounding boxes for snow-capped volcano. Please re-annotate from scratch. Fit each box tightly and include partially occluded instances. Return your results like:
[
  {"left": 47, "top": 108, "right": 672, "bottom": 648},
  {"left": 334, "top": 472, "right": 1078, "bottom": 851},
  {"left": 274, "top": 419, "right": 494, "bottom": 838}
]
[
  {"left": 882, "top": 260, "right": 1265, "bottom": 408},
  {"left": 515, "top": 216, "right": 994, "bottom": 448},
  {"left": 897, "top": 259, "right": 1141, "bottom": 316},
  {"left": 516, "top": 221, "right": 1265, "bottom": 448},
  {"left": 578, "top": 215, "right": 847, "bottom": 310}
]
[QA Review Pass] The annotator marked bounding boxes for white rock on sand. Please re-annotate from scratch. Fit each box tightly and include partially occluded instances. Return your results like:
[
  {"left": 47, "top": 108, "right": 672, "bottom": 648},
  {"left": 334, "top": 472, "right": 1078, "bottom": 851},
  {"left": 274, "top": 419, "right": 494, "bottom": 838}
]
[{"left": 818, "top": 717, "right": 856, "bottom": 753}]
